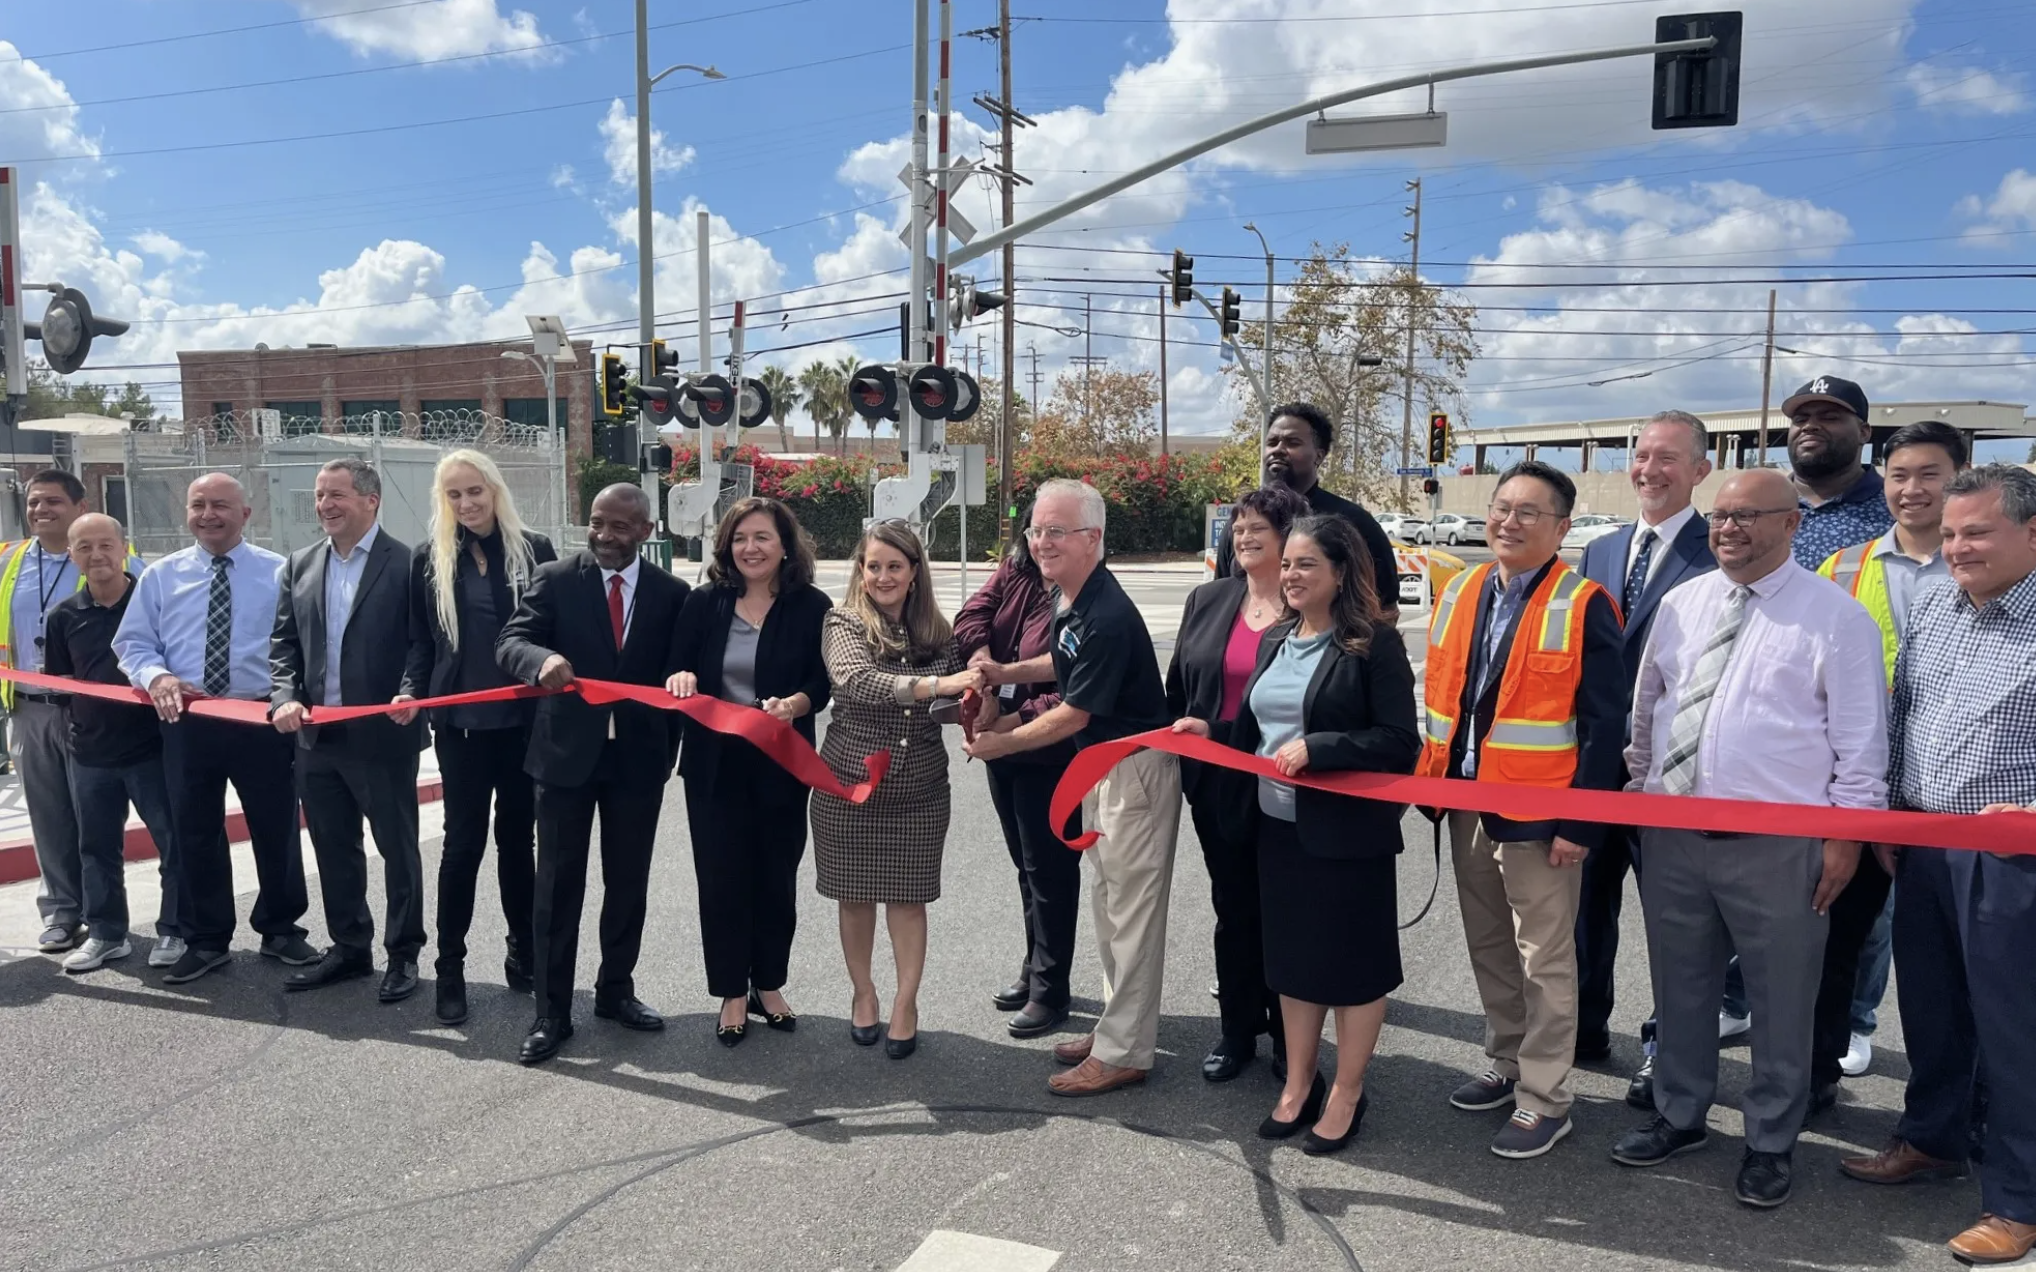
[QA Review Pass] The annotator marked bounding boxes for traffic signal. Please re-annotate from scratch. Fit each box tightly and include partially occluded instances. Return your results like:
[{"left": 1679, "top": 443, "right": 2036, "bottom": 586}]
[
  {"left": 1169, "top": 249, "right": 1194, "bottom": 307},
  {"left": 597, "top": 420, "right": 635, "bottom": 465},
  {"left": 599, "top": 352, "right": 627, "bottom": 418},
  {"left": 1218, "top": 287, "right": 1241, "bottom": 339},
  {"left": 1422, "top": 478, "right": 1440, "bottom": 496},
  {"left": 1652, "top": 12, "right": 1742, "bottom": 130},
  {"left": 1427, "top": 411, "right": 1450, "bottom": 465},
  {"left": 649, "top": 338, "right": 680, "bottom": 375}
]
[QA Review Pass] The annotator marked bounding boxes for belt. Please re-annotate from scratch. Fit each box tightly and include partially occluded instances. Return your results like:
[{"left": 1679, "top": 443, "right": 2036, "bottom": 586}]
[
  {"left": 1695, "top": 829, "right": 1751, "bottom": 841},
  {"left": 14, "top": 690, "right": 65, "bottom": 705}
]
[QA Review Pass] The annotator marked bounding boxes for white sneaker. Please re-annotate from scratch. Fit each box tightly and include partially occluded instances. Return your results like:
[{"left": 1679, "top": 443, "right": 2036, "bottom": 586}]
[
  {"left": 149, "top": 935, "right": 188, "bottom": 968},
  {"left": 63, "top": 937, "right": 133, "bottom": 973},
  {"left": 1719, "top": 1010, "right": 1751, "bottom": 1041},
  {"left": 1840, "top": 1032, "right": 1873, "bottom": 1077}
]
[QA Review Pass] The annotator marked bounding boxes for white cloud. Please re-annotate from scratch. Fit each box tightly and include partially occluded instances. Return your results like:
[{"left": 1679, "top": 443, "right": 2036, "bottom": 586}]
[
  {"left": 598, "top": 99, "right": 695, "bottom": 187},
  {"left": 132, "top": 230, "right": 200, "bottom": 265},
  {"left": 1902, "top": 62, "right": 2029, "bottom": 116},
  {"left": 0, "top": 41, "right": 99, "bottom": 169},
  {"left": 288, "top": 0, "right": 549, "bottom": 61},
  {"left": 1956, "top": 168, "right": 2036, "bottom": 239}
]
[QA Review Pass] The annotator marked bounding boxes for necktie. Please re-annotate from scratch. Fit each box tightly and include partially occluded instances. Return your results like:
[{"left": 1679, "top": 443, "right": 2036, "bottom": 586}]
[
  {"left": 1623, "top": 527, "right": 1657, "bottom": 615},
  {"left": 203, "top": 555, "right": 233, "bottom": 697},
  {"left": 1658, "top": 584, "right": 1750, "bottom": 795},
  {"left": 608, "top": 575, "right": 626, "bottom": 649}
]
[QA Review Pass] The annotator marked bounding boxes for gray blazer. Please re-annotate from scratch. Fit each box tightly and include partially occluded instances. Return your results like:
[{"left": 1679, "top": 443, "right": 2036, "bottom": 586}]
[{"left": 270, "top": 528, "right": 426, "bottom": 758}]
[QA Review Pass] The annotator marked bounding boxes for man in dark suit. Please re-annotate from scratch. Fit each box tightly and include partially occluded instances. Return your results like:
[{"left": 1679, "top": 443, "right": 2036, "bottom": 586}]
[
  {"left": 496, "top": 484, "right": 689, "bottom": 1065},
  {"left": 1576, "top": 409, "right": 1717, "bottom": 1097},
  {"left": 270, "top": 457, "right": 429, "bottom": 1002}
]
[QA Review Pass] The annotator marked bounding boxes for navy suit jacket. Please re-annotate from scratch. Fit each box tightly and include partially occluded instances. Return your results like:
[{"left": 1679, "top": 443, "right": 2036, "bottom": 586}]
[{"left": 1579, "top": 514, "right": 1717, "bottom": 711}]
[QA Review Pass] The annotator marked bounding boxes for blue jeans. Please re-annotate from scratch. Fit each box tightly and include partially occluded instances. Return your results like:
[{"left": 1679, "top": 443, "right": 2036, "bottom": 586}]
[
  {"left": 1851, "top": 885, "right": 1896, "bottom": 1036},
  {"left": 71, "top": 757, "right": 182, "bottom": 945}
]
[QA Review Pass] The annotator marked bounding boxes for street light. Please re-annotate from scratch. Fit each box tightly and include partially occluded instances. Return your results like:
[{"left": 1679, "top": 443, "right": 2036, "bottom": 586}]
[
  {"left": 502, "top": 313, "right": 575, "bottom": 532},
  {"left": 1243, "top": 220, "right": 1275, "bottom": 453}
]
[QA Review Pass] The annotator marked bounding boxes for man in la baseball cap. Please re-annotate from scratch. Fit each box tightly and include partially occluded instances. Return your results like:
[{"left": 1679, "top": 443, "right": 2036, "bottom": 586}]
[{"left": 1781, "top": 374, "right": 1890, "bottom": 571}]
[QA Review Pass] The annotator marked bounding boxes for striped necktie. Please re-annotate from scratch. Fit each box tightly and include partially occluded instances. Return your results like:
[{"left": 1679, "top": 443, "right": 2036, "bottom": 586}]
[
  {"left": 203, "top": 555, "right": 233, "bottom": 697},
  {"left": 1658, "top": 583, "right": 1750, "bottom": 796}
]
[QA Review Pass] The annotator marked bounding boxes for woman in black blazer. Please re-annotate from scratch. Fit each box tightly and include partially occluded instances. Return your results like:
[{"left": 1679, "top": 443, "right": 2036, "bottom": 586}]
[
  {"left": 667, "top": 497, "right": 832, "bottom": 1046},
  {"left": 1164, "top": 483, "right": 1308, "bottom": 1082},
  {"left": 1175, "top": 514, "right": 1420, "bottom": 1155},
  {"left": 395, "top": 449, "right": 557, "bottom": 1026}
]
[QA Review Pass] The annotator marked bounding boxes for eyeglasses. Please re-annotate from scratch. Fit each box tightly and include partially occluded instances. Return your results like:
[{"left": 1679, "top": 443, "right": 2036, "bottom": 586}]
[
  {"left": 1487, "top": 503, "right": 1552, "bottom": 527},
  {"left": 1703, "top": 507, "right": 1796, "bottom": 528},
  {"left": 1023, "top": 525, "right": 1097, "bottom": 542}
]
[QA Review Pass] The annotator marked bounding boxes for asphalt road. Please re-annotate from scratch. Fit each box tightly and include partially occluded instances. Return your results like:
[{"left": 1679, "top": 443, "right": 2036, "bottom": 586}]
[{"left": 0, "top": 562, "right": 1985, "bottom": 1272}]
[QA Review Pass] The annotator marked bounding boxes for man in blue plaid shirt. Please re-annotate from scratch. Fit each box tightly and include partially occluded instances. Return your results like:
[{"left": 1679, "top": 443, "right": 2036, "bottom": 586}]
[{"left": 1838, "top": 464, "right": 2036, "bottom": 1265}]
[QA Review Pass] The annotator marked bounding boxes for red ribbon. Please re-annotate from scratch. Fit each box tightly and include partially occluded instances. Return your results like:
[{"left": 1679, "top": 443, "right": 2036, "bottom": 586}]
[
  {"left": 1048, "top": 729, "right": 2036, "bottom": 856},
  {"left": 2, "top": 669, "right": 889, "bottom": 804}
]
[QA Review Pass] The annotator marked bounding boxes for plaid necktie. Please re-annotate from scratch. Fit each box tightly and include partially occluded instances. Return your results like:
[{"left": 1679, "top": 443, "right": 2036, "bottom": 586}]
[
  {"left": 203, "top": 554, "right": 233, "bottom": 697},
  {"left": 1658, "top": 583, "right": 1750, "bottom": 795},
  {"left": 1623, "top": 527, "right": 1656, "bottom": 615}
]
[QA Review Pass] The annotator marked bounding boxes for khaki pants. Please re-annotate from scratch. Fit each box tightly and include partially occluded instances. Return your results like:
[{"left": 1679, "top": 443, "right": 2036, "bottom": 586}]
[
  {"left": 1449, "top": 812, "right": 1582, "bottom": 1118},
  {"left": 1083, "top": 748, "right": 1182, "bottom": 1070}
]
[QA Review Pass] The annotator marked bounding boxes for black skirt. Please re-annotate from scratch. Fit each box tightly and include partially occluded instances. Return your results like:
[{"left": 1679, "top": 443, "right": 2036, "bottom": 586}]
[{"left": 1257, "top": 814, "right": 1403, "bottom": 1007}]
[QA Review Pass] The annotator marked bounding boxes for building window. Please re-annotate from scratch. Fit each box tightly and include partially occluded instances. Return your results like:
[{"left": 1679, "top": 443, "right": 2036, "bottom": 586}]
[
  {"left": 341, "top": 400, "right": 402, "bottom": 435},
  {"left": 101, "top": 476, "right": 129, "bottom": 526},
  {"left": 501, "top": 397, "right": 553, "bottom": 428},
  {"left": 211, "top": 402, "right": 239, "bottom": 440},
  {"left": 420, "top": 399, "right": 482, "bottom": 417},
  {"left": 265, "top": 400, "right": 324, "bottom": 436}
]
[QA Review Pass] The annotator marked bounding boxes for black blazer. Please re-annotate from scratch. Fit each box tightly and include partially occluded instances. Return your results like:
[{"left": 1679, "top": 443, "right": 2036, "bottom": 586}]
[
  {"left": 1579, "top": 513, "right": 1716, "bottom": 698},
  {"left": 495, "top": 551, "right": 690, "bottom": 789},
  {"left": 1228, "top": 619, "right": 1422, "bottom": 860},
  {"left": 671, "top": 581, "right": 832, "bottom": 793},
  {"left": 1164, "top": 575, "right": 1270, "bottom": 807},
  {"left": 400, "top": 529, "right": 558, "bottom": 722},
  {"left": 270, "top": 527, "right": 426, "bottom": 759}
]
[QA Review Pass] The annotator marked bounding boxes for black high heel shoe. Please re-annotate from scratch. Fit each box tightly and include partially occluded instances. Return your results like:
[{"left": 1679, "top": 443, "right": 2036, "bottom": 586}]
[
  {"left": 850, "top": 1021, "right": 881, "bottom": 1046},
  {"left": 748, "top": 988, "right": 797, "bottom": 1033},
  {"left": 1302, "top": 1089, "right": 1370, "bottom": 1156},
  {"left": 1258, "top": 1073, "right": 1327, "bottom": 1140},
  {"left": 716, "top": 999, "right": 747, "bottom": 1048}
]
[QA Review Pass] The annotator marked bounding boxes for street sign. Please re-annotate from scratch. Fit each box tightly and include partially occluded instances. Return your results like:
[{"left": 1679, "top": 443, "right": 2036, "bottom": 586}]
[
  {"left": 898, "top": 158, "right": 979, "bottom": 247},
  {"left": 1396, "top": 465, "right": 1435, "bottom": 477},
  {"left": 1306, "top": 110, "right": 1449, "bottom": 154}
]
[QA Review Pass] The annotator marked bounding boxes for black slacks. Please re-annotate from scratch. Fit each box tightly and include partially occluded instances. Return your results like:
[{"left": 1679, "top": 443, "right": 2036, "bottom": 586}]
[
  {"left": 161, "top": 715, "right": 307, "bottom": 951},
  {"left": 1576, "top": 822, "right": 1641, "bottom": 1053},
  {"left": 433, "top": 723, "right": 537, "bottom": 975},
  {"left": 1810, "top": 849, "right": 1893, "bottom": 1090},
  {"left": 687, "top": 746, "right": 808, "bottom": 999},
  {"left": 1191, "top": 772, "right": 1282, "bottom": 1050},
  {"left": 985, "top": 755, "right": 1081, "bottom": 1011},
  {"left": 298, "top": 740, "right": 425, "bottom": 961},
  {"left": 532, "top": 746, "right": 666, "bottom": 1022}
]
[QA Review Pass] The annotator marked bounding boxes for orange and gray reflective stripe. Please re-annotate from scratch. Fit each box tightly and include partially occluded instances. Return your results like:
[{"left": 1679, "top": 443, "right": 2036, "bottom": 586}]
[
  {"left": 1828, "top": 541, "right": 1872, "bottom": 597},
  {"left": 1485, "top": 715, "right": 1581, "bottom": 751},
  {"left": 1531, "top": 569, "right": 1592, "bottom": 654},
  {"left": 1423, "top": 567, "right": 1479, "bottom": 747}
]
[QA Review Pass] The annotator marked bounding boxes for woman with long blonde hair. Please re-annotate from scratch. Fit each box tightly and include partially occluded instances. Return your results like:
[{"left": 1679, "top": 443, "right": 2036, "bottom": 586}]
[
  {"left": 392, "top": 448, "right": 556, "bottom": 1026},
  {"left": 810, "top": 521, "right": 979, "bottom": 1058}
]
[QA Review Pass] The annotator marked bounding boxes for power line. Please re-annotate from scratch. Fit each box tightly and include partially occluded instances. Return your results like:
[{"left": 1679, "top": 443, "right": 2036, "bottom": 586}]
[{"left": 8, "top": 0, "right": 440, "bottom": 61}]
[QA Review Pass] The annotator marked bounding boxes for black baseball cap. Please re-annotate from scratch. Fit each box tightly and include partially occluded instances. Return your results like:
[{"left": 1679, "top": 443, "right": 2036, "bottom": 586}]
[{"left": 1781, "top": 375, "right": 1869, "bottom": 422}]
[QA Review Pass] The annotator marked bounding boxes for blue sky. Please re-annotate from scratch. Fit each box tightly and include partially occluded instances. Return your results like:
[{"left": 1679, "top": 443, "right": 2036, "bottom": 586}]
[{"left": 2, "top": 0, "right": 2032, "bottom": 449}]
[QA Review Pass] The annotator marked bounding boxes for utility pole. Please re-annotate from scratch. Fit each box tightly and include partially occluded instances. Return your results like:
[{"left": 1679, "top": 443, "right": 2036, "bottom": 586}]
[
  {"left": 1026, "top": 344, "right": 1042, "bottom": 416},
  {"left": 1398, "top": 177, "right": 1423, "bottom": 510},
  {"left": 964, "top": 2, "right": 1029, "bottom": 541},
  {"left": 1756, "top": 287, "right": 1777, "bottom": 466},
  {"left": 1158, "top": 283, "right": 1169, "bottom": 456}
]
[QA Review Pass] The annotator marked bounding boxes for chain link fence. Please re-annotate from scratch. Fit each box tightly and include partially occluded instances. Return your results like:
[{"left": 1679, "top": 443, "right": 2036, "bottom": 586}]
[{"left": 125, "top": 409, "right": 571, "bottom": 559}]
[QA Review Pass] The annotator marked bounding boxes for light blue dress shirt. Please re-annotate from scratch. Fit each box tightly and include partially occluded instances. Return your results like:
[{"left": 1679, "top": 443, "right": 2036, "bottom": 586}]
[
  {"left": 1250, "top": 627, "right": 1333, "bottom": 821},
  {"left": 114, "top": 539, "right": 286, "bottom": 700},
  {"left": 321, "top": 523, "right": 380, "bottom": 707}
]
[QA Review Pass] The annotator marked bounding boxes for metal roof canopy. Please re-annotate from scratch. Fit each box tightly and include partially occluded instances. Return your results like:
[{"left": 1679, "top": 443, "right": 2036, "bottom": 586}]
[{"left": 1457, "top": 400, "right": 2034, "bottom": 447}]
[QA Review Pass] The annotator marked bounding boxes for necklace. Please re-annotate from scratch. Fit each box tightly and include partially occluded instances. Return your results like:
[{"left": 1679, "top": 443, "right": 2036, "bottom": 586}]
[
  {"left": 1246, "top": 586, "right": 1279, "bottom": 623},
  {"left": 736, "top": 592, "right": 774, "bottom": 627}
]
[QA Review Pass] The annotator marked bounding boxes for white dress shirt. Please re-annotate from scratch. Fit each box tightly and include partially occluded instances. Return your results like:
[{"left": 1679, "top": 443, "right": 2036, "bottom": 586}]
[
  {"left": 600, "top": 557, "right": 641, "bottom": 645},
  {"left": 322, "top": 523, "right": 380, "bottom": 706},
  {"left": 1625, "top": 503, "right": 1699, "bottom": 589},
  {"left": 1626, "top": 559, "right": 1889, "bottom": 810}
]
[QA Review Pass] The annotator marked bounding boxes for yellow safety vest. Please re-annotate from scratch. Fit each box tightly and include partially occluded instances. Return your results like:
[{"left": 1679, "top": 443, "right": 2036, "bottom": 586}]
[
  {"left": 0, "top": 538, "right": 144, "bottom": 710},
  {"left": 1818, "top": 535, "right": 1897, "bottom": 687}
]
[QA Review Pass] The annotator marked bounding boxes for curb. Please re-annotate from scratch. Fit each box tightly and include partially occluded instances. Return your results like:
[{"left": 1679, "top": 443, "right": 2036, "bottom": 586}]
[{"left": 0, "top": 778, "right": 445, "bottom": 888}]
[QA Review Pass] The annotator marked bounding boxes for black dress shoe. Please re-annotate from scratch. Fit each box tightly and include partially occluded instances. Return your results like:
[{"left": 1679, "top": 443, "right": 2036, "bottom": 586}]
[
  {"left": 885, "top": 1032, "right": 918, "bottom": 1060},
  {"left": 849, "top": 1021, "right": 881, "bottom": 1047},
  {"left": 520, "top": 1017, "right": 573, "bottom": 1065},
  {"left": 1258, "top": 1074, "right": 1327, "bottom": 1140},
  {"left": 1302, "top": 1090, "right": 1369, "bottom": 1156},
  {"left": 594, "top": 997, "right": 664, "bottom": 1031},
  {"left": 504, "top": 955, "right": 535, "bottom": 996},
  {"left": 1611, "top": 1115, "right": 1709, "bottom": 1167},
  {"left": 1735, "top": 1149, "right": 1793, "bottom": 1208},
  {"left": 435, "top": 972, "right": 468, "bottom": 1025},
  {"left": 991, "top": 980, "right": 1028, "bottom": 1012},
  {"left": 748, "top": 988, "right": 797, "bottom": 1032},
  {"left": 1202, "top": 1036, "right": 1255, "bottom": 1083},
  {"left": 1008, "top": 1002, "right": 1069, "bottom": 1039},
  {"left": 283, "top": 948, "right": 372, "bottom": 992},
  {"left": 1575, "top": 1032, "right": 1613, "bottom": 1065},
  {"left": 379, "top": 961, "right": 420, "bottom": 1003},
  {"left": 1626, "top": 1056, "right": 1655, "bottom": 1110}
]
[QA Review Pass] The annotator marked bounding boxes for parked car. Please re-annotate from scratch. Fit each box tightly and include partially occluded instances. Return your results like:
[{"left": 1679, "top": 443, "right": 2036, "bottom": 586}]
[
  {"left": 1417, "top": 512, "right": 1486, "bottom": 546},
  {"left": 1562, "top": 514, "right": 1629, "bottom": 550},
  {"left": 1375, "top": 512, "right": 1429, "bottom": 541}
]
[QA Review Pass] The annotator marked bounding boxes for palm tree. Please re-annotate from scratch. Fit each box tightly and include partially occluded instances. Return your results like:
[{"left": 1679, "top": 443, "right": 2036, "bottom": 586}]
[
  {"left": 756, "top": 364, "right": 801, "bottom": 452},
  {"left": 796, "top": 359, "right": 846, "bottom": 456}
]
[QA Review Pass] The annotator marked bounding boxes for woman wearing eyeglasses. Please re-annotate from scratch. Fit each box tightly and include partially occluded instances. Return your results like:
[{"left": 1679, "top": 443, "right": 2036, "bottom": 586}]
[
  {"left": 1174, "top": 515, "right": 1420, "bottom": 1155},
  {"left": 812, "top": 521, "right": 981, "bottom": 1058},
  {"left": 1163, "top": 482, "right": 1309, "bottom": 1083},
  {"left": 666, "top": 497, "right": 831, "bottom": 1047}
]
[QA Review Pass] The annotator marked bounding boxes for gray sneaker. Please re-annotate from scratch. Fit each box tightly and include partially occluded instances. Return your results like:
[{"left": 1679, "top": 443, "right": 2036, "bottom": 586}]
[
  {"left": 260, "top": 934, "right": 320, "bottom": 965},
  {"left": 63, "top": 937, "right": 133, "bottom": 973},
  {"left": 148, "top": 935, "right": 188, "bottom": 968},
  {"left": 1449, "top": 1068, "right": 1518, "bottom": 1111},
  {"left": 38, "top": 922, "right": 86, "bottom": 953},
  {"left": 1491, "top": 1108, "right": 1573, "bottom": 1159}
]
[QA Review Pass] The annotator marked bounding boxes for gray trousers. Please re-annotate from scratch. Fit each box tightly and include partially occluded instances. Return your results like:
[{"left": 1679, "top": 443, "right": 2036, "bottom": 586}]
[
  {"left": 1636, "top": 828, "right": 1828, "bottom": 1153},
  {"left": 10, "top": 699, "right": 82, "bottom": 928}
]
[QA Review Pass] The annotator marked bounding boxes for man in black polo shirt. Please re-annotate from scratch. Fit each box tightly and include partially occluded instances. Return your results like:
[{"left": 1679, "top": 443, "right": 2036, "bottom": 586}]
[
  {"left": 966, "top": 477, "right": 1179, "bottom": 1097},
  {"left": 1215, "top": 402, "right": 1401, "bottom": 622},
  {"left": 42, "top": 514, "right": 182, "bottom": 973}
]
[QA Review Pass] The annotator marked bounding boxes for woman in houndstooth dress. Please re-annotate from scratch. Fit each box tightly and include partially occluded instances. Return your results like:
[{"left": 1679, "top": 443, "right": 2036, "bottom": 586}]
[{"left": 812, "top": 521, "right": 980, "bottom": 1057}]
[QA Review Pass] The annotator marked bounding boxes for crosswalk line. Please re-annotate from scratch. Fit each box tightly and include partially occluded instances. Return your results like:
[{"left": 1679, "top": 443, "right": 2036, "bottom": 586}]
[{"left": 896, "top": 1230, "right": 1062, "bottom": 1271}]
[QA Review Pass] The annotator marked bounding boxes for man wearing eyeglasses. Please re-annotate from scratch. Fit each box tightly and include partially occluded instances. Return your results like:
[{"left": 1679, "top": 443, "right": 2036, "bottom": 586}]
[
  {"left": 1613, "top": 468, "right": 1887, "bottom": 1209},
  {"left": 1422, "top": 460, "right": 1625, "bottom": 1160}
]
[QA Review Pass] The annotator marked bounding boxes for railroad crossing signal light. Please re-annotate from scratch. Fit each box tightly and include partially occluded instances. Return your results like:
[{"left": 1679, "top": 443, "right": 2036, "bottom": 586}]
[
  {"left": 905, "top": 363, "right": 959, "bottom": 420},
  {"left": 1427, "top": 411, "right": 1450, "bottom": 464},
  {"left": 600, "top": 352, "right": 627, "bottom": 418},
  {"left": 25, "top": 286, "right": 130, "bottom": 376},
  {"left": 849, "top": 364, "right": 900, "bottom": 422},
  {"left": 1652, "top": 12, "right": 1742, "bottom": 130},
  {"left": 682, "top": 373, "right": 737, "bottom": 428},
  {"left": 630, "top": 374, "right": 678, "bottom": 429},
  {"left": 1218, "top": 287, "right": 1241, "bottom": 339},
  {"left": 949, "top": 278, "right": 1007, "bottom": 332},
  {"left": 1170, "top": 249, "right": 1194, "bottom": 307}
]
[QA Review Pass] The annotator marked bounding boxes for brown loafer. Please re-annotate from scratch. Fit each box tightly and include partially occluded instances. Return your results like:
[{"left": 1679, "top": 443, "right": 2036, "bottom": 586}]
[
  {"left": 1839, "top": 1139, "right": 1966, "bottom": 1186},
  {"left": 1948, "top": 1215, "right": 2036, "bottom": 1264},
  {"left": 1048, "top": 1056, "right": 1148, "bottom": 1097},
  {"left": 1052, "top": 1033, "right": 1094, "bottom": 1066}
]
